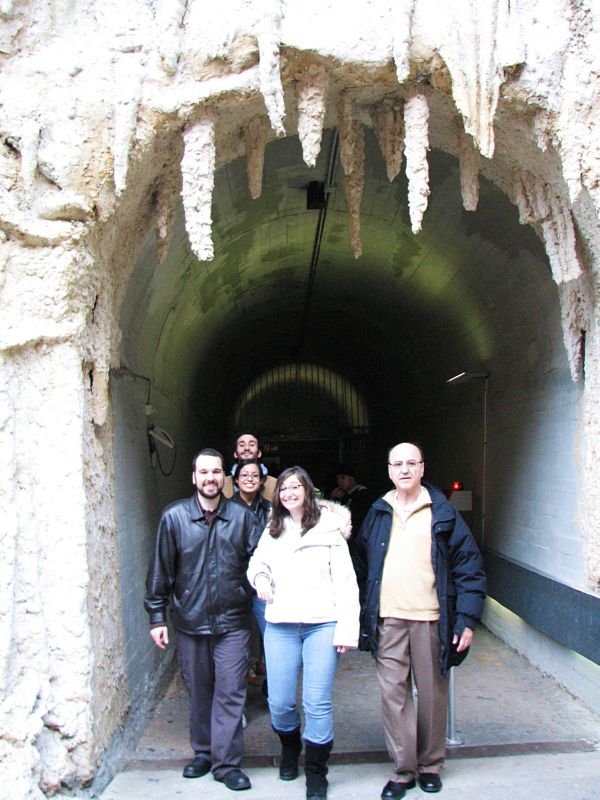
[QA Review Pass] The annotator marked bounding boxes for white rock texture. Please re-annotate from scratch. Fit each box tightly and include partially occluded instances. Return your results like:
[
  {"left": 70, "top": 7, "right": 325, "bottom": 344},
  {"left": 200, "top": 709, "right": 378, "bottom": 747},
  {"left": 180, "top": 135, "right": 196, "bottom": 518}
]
[{"left": 0, "top": 1, "right": 599, "bottom": 797}]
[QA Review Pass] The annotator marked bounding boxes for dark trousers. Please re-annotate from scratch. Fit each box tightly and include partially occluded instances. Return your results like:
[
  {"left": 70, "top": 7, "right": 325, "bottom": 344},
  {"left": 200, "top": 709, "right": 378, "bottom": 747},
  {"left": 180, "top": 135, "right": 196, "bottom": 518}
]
[{"left": 176, "top": 628, "right": 250, "bottom": 779}]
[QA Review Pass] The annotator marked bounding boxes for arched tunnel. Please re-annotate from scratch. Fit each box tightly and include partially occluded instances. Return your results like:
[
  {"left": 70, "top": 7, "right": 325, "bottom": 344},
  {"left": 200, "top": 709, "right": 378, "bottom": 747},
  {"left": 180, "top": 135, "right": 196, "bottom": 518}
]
[{"left": 112, "top": 126, "right": 583, "bottom": 717}]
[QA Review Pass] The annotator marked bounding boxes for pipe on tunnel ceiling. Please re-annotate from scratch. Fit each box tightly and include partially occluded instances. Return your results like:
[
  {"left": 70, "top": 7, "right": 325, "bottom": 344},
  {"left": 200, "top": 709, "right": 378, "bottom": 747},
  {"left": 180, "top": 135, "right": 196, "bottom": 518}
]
[{"left": 297, "top": 129, "right": 340, "bottom": 357}]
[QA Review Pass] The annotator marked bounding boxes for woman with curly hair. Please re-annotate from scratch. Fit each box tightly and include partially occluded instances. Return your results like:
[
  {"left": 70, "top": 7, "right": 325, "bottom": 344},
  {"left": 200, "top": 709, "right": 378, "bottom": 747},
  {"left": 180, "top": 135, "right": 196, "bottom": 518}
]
[{"left": 247, "top": 466, "right": 359, "bottom": 800}]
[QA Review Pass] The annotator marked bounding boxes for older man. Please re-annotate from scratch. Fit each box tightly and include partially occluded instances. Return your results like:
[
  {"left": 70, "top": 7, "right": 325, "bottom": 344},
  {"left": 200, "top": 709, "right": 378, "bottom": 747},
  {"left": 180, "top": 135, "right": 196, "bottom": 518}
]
[
  {"left": 145, "top": 448, "right": 262, "bottom": 791},
  {"left": 353, "top": 443, "right": 486, "bottom": 798}
]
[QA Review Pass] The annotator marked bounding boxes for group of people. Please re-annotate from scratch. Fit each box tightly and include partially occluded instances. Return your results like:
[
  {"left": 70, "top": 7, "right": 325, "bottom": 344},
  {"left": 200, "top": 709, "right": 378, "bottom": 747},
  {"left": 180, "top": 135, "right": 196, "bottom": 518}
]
[{"left": 145, "top": 433, "right": 486, "bottom": 799}]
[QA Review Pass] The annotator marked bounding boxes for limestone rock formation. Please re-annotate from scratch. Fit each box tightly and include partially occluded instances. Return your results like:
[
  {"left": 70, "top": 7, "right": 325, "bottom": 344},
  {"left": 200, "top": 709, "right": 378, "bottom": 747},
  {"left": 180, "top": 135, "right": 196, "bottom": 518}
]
[{"left": 0, "top": 2, "right": 599, "bottom": 798}]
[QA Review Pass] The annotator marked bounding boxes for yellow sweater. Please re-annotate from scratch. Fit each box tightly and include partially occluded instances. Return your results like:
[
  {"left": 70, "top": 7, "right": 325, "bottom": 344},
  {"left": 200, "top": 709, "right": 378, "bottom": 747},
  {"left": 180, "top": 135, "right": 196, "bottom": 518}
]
[{"left": 379, "top": 488, "right": 440, "bottom": 621}]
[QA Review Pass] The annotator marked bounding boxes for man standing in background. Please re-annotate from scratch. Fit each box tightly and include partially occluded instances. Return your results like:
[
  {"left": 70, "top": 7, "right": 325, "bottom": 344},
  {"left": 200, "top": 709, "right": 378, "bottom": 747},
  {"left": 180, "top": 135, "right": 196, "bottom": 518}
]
[{"left": 223, "top": 432, "right": 277, "bottom": 501}]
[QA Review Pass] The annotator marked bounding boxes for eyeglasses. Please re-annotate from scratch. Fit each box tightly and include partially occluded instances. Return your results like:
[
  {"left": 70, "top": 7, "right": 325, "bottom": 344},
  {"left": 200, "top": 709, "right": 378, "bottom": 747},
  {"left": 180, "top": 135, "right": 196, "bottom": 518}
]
[
  {"left": 388, "top": 461, "right": 423, "bottom": 471},
  {"left": 238, "top": 472, "right": 260, "bottom": 481},
  {"left": 279, "top": 483, "right": 303, "bottom": 495}
]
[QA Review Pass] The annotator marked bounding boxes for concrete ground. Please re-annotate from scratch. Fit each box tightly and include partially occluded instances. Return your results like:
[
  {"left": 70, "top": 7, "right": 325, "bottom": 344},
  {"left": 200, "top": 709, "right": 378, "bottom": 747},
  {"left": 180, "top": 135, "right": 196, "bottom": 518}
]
[{"left": 99, "top": 628, "right": 600, "bottom": 799}]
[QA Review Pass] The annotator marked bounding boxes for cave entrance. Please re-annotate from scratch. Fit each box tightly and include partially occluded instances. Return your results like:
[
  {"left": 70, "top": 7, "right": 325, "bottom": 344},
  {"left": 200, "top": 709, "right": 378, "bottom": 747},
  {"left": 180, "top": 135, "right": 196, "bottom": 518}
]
[{"left": 113, "top": 126, "right": 581, "bottom": 745}]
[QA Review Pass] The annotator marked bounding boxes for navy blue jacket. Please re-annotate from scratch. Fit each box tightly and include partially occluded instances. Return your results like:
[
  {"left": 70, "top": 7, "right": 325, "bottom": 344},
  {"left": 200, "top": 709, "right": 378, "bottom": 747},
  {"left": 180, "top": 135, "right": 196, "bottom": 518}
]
[{"left": 353, "top": 481, "right": 486, "bottom": 674}]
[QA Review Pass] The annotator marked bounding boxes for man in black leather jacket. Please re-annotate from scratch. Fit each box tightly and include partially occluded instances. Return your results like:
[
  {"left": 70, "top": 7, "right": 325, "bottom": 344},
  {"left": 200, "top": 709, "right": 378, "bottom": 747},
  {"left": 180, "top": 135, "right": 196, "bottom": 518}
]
[{"left": 145, "top": 448, "right": 262, "bottom": 791}]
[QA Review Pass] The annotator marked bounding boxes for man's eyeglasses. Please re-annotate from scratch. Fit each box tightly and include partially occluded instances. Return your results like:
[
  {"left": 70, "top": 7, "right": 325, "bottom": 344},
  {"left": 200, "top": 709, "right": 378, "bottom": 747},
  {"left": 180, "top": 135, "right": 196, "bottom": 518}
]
[
  {"left": 279, "top": 483, "right": 303, "bottom": 494},
  {"left": 388, "top": 461, "right": 423, "bottom": 471}
]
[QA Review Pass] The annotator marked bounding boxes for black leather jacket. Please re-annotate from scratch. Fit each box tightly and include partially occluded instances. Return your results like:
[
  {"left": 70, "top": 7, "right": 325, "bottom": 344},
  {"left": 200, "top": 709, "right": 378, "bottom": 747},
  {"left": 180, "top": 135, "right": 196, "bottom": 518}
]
[
  {"left": 231, "top": 492, "right": 272, "bottom": 529},
  {"left": 145, "top": 494, "right": 263, "bottom": 635}
]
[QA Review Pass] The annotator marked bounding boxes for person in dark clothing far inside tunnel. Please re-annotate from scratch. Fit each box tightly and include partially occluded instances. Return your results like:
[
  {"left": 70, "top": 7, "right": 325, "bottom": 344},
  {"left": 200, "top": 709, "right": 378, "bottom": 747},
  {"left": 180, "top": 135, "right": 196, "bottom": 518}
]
[
  {"left": 144, "top": 448, "right": 262, "bottom": 792},
  {"left": 353, "top": 442, "right": 486, "bottom": 799},
  {"left": 329, "top": 463, "right": 372, "bottom": 547}
]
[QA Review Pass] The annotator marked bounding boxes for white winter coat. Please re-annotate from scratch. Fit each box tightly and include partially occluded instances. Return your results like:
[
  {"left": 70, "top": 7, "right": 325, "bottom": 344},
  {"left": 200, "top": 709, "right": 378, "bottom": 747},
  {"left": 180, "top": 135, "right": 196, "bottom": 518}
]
[{"left": 247, "top": 505, "right": 360, "bottom": 648}]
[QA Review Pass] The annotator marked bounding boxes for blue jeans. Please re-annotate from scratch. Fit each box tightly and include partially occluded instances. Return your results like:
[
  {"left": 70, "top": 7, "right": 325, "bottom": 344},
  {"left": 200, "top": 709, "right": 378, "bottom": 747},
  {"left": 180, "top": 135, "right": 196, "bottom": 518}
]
[
  {"left": 264, "top": 621, "right": 339, "bottom": 744},
  {"left": 252, "top": 596, "right": 267, "bottom": 637}
]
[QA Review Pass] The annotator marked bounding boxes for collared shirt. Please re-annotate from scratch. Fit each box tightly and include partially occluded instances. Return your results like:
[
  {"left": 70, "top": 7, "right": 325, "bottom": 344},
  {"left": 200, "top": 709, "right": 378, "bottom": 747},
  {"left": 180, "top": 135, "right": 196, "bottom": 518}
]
[{"left": 195, "top": 494, "right": 219, "bottom": 526}]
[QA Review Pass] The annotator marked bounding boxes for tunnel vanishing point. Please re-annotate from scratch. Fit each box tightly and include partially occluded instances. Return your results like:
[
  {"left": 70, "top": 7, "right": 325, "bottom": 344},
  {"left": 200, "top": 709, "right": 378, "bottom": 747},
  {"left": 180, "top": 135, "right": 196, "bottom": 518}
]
[{"left": 1, "top": 1, "right": 600, "bottom": 797}]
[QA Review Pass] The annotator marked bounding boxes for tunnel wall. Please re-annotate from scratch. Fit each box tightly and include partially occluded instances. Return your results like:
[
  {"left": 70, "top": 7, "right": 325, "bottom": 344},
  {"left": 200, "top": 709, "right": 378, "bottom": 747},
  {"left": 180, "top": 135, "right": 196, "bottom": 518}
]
[
  {"left": 486, "top": 359, "right": 581, "bottom": 584},
  {"left": 425, "top": 288, "right": 583, "bottom": 587},
  {"left": 484, "top": 598, "right": 600, "bottom": 715},
  {"left": 112, "top": 374, "right": 166, "bottom": 694},
  {"left": 111, "top": 369, "right": 207, "bottom": 700}
]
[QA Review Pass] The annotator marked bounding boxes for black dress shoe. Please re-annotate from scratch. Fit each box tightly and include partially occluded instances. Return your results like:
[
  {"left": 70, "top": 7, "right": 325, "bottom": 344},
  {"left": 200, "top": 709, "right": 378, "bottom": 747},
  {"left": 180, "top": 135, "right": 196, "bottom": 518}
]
[
  {"left": 418, "top": 773, "right": 442, "bottom": 793},
  {"left": 182, "top": 755, "right": 211, "bottom": 778},
  {"left": 381, "top": 778, "right": 416, "bottom": 799},
  {"left": 216, "top": 768, "right": 252, "bottom": 791}
]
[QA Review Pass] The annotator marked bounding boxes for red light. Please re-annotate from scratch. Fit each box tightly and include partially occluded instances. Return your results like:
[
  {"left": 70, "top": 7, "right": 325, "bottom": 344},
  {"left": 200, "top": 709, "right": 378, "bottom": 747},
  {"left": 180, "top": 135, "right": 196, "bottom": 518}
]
[{"left": 452, "top": 480, "right": 464, "bottom": 491}]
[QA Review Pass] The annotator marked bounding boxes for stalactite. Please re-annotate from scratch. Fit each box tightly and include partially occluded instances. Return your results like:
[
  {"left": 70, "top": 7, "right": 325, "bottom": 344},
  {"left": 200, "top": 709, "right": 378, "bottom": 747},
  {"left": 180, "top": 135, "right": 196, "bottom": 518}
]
[
  {"left": 558, "top": 282, "right": 589, "bottom": 382},
  {"left": 245, "top": 116, "right": 269, "bottom": 200},
  {"left": 438, "top": 0, "right": 524, "bottom": 159},
  {"left": 113, "top": 57, "right": 143, "bottom": 196},
  {"left": 458, "top": 128, "right": 479, "bottom": 212},
  {"left": 404, "top": 89, "right": 429, "bottom": 234},
  {"left": 533, "top": 110, "right": 551, "bottom": 153},
  {"left": 338, "top": 96, "right": 364, "bottom": 259},
  {"left": 559, "top": 128, "right": 585, "bottom": 206},
  {"left": 256, "top": 0, "right": 286, "bottom": 137},
  {"left": 181, "top": 116, "right": 215, "bottom": 262},
  {"left": 296, "top": 65, "right": 328, "bottom": 168},
  {"left": 371, "top": 100, "right": 404, "bottom": 183},
  {"left": 155, "top": 162, "right": 182, "bottom": 264},
  {"left": 392, "top": 0, "right": 414, "bottom": 84},
  {"left": 156, "top": 0, "right": 187, "bottom": 75},
  {"left": 514, "top": 171, "right": 582, "bottom": 287}
]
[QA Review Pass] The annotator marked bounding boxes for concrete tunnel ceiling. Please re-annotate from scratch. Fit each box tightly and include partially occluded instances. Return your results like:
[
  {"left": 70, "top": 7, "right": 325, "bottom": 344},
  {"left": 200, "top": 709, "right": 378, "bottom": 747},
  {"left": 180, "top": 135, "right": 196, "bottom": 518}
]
[{"left": 121, "top": 127, "right": 553, "bottom": 447}]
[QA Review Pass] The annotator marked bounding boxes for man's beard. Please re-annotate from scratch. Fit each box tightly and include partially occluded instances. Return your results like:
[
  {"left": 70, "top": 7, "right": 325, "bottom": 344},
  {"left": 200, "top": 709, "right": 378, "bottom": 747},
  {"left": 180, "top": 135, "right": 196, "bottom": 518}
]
[{"left": 196, "top": 482, "right": 223, "bottom": 499}]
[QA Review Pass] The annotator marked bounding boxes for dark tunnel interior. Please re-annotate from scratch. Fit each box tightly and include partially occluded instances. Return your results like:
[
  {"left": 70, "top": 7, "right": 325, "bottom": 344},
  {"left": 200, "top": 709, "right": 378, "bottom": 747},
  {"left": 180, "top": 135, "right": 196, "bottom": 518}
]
[{"left": 113, "top": 126, "right": 581, "bottom": 686}]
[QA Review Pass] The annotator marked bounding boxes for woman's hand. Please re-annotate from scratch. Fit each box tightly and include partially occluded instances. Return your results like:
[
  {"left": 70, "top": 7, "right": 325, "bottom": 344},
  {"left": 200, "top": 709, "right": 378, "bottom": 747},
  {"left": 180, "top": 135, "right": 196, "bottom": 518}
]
[
  {"left": 336, "top": 645, "right": 356, "bottom": 654},
  {"left": 255, "top": 576, "right": 274, "bottom": 603}
]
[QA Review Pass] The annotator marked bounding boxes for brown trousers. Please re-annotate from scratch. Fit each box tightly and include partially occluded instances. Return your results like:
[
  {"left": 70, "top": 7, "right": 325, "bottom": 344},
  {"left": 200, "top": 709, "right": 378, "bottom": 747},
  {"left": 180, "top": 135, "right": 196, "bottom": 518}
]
[{"left": 376, "top": 618, "right": 448, "bottom": 781}]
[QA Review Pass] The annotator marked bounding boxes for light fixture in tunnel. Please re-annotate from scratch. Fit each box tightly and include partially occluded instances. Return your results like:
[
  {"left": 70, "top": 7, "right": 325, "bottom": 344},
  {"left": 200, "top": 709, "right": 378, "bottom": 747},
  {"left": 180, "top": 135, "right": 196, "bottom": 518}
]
[
  {"left": 147, "top": 425, "right": 175, "bottom": 449},
  {"left": 147, "top": 425, "right": 177, "bottom": 477},
  {"left": 452, "top": 480, "right": 464, "bottom": 491},
  {"left": 446, "top": 369, "right": 490, "bottom": 384}
]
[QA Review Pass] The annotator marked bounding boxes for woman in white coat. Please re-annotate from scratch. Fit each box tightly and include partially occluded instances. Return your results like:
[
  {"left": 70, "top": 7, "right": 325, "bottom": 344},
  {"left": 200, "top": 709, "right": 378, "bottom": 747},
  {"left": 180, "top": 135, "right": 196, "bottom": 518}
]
[{"left": 247, "top": 466, "right": 359, "bottom": 800}]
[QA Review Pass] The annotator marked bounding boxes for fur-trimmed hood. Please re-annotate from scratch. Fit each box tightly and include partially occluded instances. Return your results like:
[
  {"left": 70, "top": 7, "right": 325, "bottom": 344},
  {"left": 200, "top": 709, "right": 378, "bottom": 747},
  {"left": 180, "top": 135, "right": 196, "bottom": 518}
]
[{"left": 318, "top": 499, "right": 352, "bottom": 540}]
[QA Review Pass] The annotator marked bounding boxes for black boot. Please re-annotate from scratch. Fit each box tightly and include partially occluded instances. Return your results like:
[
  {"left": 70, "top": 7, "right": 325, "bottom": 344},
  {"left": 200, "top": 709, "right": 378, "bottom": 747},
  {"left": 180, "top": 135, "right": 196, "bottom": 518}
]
[
  {"left": 274, "top": 726, "right": 302, "bottom": 780},
  {"left": 304, "top": 739, "right": 333, "bottom": 800}
]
